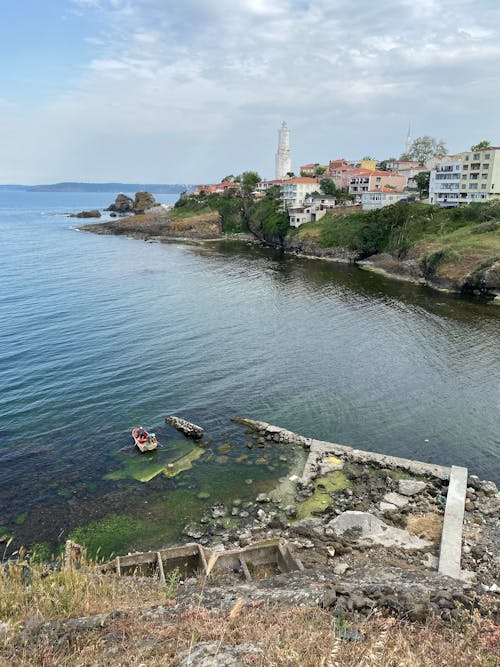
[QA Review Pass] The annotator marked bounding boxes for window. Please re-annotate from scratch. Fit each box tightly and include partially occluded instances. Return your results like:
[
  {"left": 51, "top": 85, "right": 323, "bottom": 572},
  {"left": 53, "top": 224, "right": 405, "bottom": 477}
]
[
  {"left": 462, "top": 175, "right": 467, "bottom": 180},
  {"left": 469, "top": 183, "right": 478, "bottom": 189},
  {"left": 484, "top": 153, "right": 491, "bottom": 160},
  {"left": 473, "top": 153, "right": 480, "bottom": 160},
  {"left": 482, "top": 174, "right": 488, "bottom": 179},
  {"left": 483, "top": 163, "right": 489, "bottom": 170},
  {"left": 465, "top": 155, "right": 469, "bottom": 161},
  {"left": 481, "top": 184, "right": 487, "bottom": 189},
  {"left": 463, "top": 164, "right": 468, "bottom": 170}
]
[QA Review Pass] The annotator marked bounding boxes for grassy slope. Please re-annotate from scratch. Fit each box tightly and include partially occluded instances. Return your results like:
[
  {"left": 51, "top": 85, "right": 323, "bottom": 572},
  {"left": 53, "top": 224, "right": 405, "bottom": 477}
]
[{"left": 288, "top": 203, "right": 500, "bottom": 283}]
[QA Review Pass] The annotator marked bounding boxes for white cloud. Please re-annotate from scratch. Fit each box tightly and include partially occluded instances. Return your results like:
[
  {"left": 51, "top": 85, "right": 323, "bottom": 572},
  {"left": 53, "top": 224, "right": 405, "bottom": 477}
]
[{"left": 3, "top": 0, "right": 500, "bottom": 182}]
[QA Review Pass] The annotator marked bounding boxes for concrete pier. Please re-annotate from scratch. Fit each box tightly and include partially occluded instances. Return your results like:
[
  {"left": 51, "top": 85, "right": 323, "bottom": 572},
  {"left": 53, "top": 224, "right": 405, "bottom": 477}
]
[{"left": 438, "top": 465, "right": 468, "bottom": 580}]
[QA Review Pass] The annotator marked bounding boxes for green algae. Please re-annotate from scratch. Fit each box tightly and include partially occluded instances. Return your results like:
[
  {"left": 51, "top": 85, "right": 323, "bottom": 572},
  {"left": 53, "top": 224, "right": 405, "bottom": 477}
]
[
  {"left": 296, "top": 471, "right": 350, "bottom": 520},
  {"left": 389, "top": 470, "right": 427, "bottom": 482},
  {"left": 69, "top": 513, "right": 149, "bottom": 559},
  {"left": 162, "top": 448, "right": 205, "bottom": 478},
  {"left": 104, "top": 442, "right": 205, "bottom": 483},
  {"left": 14, "top": 512, "right": 28, "bottom": 525}
]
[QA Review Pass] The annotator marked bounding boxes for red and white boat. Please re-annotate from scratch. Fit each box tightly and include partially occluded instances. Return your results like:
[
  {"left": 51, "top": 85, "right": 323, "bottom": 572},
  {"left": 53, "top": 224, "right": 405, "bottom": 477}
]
[{"left": 131, "top": 427, "right": 158, "bottom": 452}]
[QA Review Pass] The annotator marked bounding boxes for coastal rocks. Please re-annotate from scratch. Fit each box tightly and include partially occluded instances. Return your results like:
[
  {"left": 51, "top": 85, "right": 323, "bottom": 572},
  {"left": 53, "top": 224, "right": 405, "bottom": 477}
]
[
  {"left": 69, "top": 209, "right": 101, "bottom": 218},
  {"left": 105, "top": 194, "right": 134, "bottom": 214},
  {"left": 165, "top": 416, "right": 204, "bottom": 440},
  {"left": 133, "top": 191, "right": 157, "bottom": 214},
  {"left": 327, "top": 511, "right": 432, "bottom": 550}
]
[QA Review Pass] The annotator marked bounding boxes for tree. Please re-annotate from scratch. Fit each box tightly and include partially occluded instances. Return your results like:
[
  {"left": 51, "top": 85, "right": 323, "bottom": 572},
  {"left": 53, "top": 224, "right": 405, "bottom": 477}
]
[
  {"left": 286, "top": 171, "right": 295, "bottom": 178},
  {"left": 319, "top": 178, "right": 338, "bottom": 196},
  {"left": 471, "top": 140, "right": 491, "bottom": 151},
  {"left": 414, "top": 171, "right": 430, "bottom": 197},
  {"left": 314, "top": 165, "right": 327, "bottom": 176},
  {"left": 378, "top": 158, "right": 396, "bottom": 171},
  {"left": 405, "top": 136, "right": 447, "bottom": 165},
  {"left": 240, "top": 171, "right": 261, "bottom": 196}
]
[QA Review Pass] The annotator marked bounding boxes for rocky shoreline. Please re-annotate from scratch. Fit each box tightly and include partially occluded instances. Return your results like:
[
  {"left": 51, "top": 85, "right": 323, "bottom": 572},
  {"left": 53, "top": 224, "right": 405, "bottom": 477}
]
[
  {"left": 110, "top": 418, "right": 498, "bottom": 624},
  {"left": 78, "top": 201, "right": 500, "bottom": 301}
]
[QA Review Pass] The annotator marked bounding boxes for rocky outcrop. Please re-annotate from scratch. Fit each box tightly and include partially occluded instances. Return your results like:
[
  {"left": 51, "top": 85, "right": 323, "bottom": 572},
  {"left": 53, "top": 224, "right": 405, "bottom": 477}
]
[
  {"left": 133, "top": 191, "right": 157, "bottom": 214},
  {"left": 105, "top": 193, "right": 134, "bottom": 214},
  {"left": 166, "top": 415, "right": 204, "bottom": 439},
  {"left": 284, "top": 235, "right": 358, "bottom": 262},
  {"left": 69, "top": 210, "right": 101, "bottom": 219}
]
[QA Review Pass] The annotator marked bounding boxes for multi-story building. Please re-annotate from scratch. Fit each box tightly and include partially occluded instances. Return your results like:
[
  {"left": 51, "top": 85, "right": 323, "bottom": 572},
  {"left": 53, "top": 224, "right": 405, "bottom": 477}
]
[
  {"left": 429, "top": 159, "right": 462, "bottom": 207},
  {"left": 458, "top": 147, "right": 500, "bottom": 204},
  {"left": 193, "top": 181, "right": 241, "bottom": 195},
  {"left": 281, "top": 177, "right": 319, "bottom": 209},
  {"left": 348, "top": 170, "right": 406, "bottom": 195},
  {"left": 361, "top": 189, "right": 409, "bottom": 211}
]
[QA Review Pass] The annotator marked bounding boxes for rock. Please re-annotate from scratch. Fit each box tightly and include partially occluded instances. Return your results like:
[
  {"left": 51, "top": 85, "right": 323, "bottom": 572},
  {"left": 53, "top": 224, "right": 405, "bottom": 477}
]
[
  {"left": 211, "top": 505, "right": 227, "bottom": 519},
  {"left": 256, "top": 493, "right": 271, "bottom": 504},
  {"left": 421, "top": 553, "right": 439, "bottom": 569},
  {"left": 284, "top": 505, "right": 297, "bottom": 519},
  {"left": 327, "top": 511, "right": 431, "bottom": 550},
  {"left": 176, "top": 641, "right": 263, "bottom": 666},
  {"left": 165, "top": 415, "right": 204, "bottom": 439},
  {"left": 408, "top": 602, "right": 431, "bottom": 622},
  {"left": 70, "top": 209, "right": 101, "bottom": 218},
  {"left": 382, "top": 492, "right": 409, "bottom": 508},
  {"left": 133, "top": 191, "right": 157, "bottom": 214},
  {"left": 467, "top": 475, "right": 481, "bottom": 491},
  {"left": 398, "top": 480, "right": 427, "bottom": 496},
  {"left": 480, "top": 480, "right": 498, "bottom": 496},
  {"left": 333, "top": 562, "right": 349, "bottom": 576},
  {"left": 105, "top": 193, "right": 134, "bottom": 213},
  {"left": 183, "top": 523, "right": 203, "bottom": 540},
  {"left": 321, "top": 588, "right": 337, "bottom": 608}
]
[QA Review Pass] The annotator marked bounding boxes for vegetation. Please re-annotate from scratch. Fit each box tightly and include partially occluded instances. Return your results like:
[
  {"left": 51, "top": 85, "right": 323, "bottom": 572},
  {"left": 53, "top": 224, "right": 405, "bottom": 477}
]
[
  {"left": 403, "top": 136, "right": 447, "bottom": 164},
  {"left": 414, "top": 171, "right": 430, "bottom": 196},
  {"left": 471, "top": 140, "right": 491, "bottom": 151},
  {"left": 293, "top": 201, "right": 500, "bottom": 265}
]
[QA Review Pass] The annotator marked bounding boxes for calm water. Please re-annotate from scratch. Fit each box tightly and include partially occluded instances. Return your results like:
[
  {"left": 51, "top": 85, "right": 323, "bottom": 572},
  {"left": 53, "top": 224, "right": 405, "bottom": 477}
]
[{"left": 0, "top": 191, "right": 498, "bottom": 555}]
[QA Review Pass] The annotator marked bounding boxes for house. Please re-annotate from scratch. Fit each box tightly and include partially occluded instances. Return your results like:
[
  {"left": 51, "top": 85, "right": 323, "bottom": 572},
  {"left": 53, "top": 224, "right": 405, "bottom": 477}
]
[
  {"left": 281, "top": 177, "right": 319, "bottom": 209},
  {"left": 254, "top": 179, "right": 285, "bottom": 196},
  {"left": 429, "top": 159, "right": 462, "bottom": 207},
  {"left": 193, "top": 181, "right": 241, "bottom": 195},
  {"left": 288, "top": 205, "right": 327, "bottom": 227},
  {"left": 304, "top": 194, "right": 337, "bottom": 209},
  {"left": 348, "top": 170, "right": 406, "bottom": 195},
  {"left": 361, "top": 189, "right": 409, "bottom": 211},
  {"left": 300, "top": 163, "right": 321, "bottom": 176}
]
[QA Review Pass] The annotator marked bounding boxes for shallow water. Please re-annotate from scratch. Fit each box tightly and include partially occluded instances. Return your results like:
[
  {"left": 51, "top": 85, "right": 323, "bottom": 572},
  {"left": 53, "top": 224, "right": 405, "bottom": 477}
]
[{"left": 0, "top": 191, "right": 498, "bottom": 555}]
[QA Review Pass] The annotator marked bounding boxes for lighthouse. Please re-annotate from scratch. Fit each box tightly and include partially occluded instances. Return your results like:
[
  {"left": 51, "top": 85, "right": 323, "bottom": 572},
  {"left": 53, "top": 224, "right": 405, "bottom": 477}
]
[{"left": 275, "top": 121, "right": 292, "bottom": 180}]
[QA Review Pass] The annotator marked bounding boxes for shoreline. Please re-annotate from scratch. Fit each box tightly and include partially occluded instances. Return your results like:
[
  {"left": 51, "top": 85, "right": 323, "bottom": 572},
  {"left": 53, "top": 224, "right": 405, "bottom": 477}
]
[{"left": 78, "top": 211, "right": 500, "bottom": 303}]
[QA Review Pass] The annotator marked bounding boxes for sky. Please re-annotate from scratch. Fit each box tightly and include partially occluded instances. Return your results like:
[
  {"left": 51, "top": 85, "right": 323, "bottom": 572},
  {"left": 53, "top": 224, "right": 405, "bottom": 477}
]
[{"left": 1, "top": 0, "right": 500, "bottom": 184}]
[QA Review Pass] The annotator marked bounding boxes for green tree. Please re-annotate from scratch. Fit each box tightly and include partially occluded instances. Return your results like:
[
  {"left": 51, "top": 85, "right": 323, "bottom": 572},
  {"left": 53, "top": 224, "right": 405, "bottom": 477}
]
[
  {"left": 405, "top": 136, "right": 447, "bottom": 165},
  {"left": 222, "top": 174, "right": 235, "bottom": 182},
  {"left": 414, "top": 171, "right": 430, "bottom": 197},
  {"left": 319, "top": 178, "right": 338, "bottom": 196},
  {"left": 314, "top": 165, "right": 327, "bottom": 176},
  {"left": 378, "top": 158, "right": 396, "bottom": 171},
  {"left": 286, "top": 171, "right": 295, "bottom": 178},
  {"left": 470, "top": 140, "right": 491, "bottom": 151},
  {"left": 240, "top": 171, "right": 261, "bottom": 195}
]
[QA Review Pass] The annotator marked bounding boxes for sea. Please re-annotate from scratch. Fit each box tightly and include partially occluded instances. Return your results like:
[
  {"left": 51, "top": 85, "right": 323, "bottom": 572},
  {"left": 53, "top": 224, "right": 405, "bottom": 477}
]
[{"left": 0, "top": 190, "right": 498, "bottom": 557}]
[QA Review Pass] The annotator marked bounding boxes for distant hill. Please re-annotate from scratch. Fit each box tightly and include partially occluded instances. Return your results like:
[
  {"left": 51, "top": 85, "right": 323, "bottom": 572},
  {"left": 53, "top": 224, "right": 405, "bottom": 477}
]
[{"left": 0, "top": 182, "right": 193, "bottom": 193}]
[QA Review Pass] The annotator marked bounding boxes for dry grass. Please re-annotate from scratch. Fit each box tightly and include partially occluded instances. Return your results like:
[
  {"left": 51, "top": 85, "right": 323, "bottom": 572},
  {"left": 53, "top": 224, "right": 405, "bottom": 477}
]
[
  {"left": 1, "top": 603, "right": 498, "bottom": 667},
  {"left": 406, "top": 512, "right": 444, "bottom": 544},
  {"left": 0, "top": 557, "right": 163, "bottom": 624}
]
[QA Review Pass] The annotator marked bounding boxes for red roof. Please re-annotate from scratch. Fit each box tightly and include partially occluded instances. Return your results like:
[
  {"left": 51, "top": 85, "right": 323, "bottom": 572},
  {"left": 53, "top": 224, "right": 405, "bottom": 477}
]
[{"left": 283, "top": 177, "right": 318, "bottom": 184}]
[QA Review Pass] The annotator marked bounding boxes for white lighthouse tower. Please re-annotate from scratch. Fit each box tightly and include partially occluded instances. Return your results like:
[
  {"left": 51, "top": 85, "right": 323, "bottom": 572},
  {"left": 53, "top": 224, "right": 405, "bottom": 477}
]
[{"left": 275, "top": 121, "right": 291, "bottom": 179}]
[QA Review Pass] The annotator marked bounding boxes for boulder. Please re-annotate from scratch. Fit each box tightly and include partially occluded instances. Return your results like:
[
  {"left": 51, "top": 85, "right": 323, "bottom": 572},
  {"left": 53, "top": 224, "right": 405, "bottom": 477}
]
[
  {"left": 105, "top": 193, "right": 134, "bottom": 213},
  {"left": 327, "top": 511, "right": 431, "bottom": 550},
  {"left": 398, "top": 480, "right": 427, "bottom": 496},
  {"left": 133, "top": 191, "right": 157, "bottom": 213},
  {"left": 70, "top": 209, "right": 101, "bottom": 218},
  {"left": 381, "top": 492, "right": 409, "bottom": 508}
]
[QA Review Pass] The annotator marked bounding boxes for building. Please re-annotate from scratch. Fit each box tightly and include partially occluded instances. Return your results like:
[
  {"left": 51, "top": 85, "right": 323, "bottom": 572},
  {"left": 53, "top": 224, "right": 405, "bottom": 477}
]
[
  {"left": 300, "top": 163, "right": 321, "bottom": 176},
  {"left": 304, "top": 194, "right": 337, "bottom": 209},
  {"left": 193, "top": 181, "right": 241, "bottom": 195},
  {"left": 348, "top": 170, "right": 406, "bottom": 195},
  {"left": 288, "top": 205, "right": 327, "bottom": 227},
  {"left": 361, "top": 189, "right": 409, "bottom": 211},
  {"left": 281, "top": 177, "right": 319, "bottom": 209},
  {"left": 458, "top": 147, "right": 500, "bottom": 204},
  {"left": 275, "top": 121, "right": 292, "bottom": 180},
  {"left": 429, "top": 159, "right": 462, "bottom": 207}
]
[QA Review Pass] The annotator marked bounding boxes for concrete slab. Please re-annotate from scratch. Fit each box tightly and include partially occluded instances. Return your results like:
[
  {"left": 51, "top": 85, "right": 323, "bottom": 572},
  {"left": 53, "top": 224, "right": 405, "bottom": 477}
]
[{"left": 438, "top": 465, "right": 468, "bottom": 580}]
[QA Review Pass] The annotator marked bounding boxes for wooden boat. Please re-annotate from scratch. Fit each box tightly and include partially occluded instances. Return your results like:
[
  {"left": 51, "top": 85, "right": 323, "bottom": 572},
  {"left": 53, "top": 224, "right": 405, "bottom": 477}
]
[{"left": 132, "top": 427, "right": 158, "bottom": 452}]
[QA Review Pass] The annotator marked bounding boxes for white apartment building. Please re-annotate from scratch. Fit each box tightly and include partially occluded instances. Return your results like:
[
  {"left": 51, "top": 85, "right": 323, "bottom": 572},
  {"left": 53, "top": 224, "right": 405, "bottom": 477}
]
[
  {"left": 281, "top": 177, "right": 319, "bottom": 209},
  {"left": 361, "top": 190, "right": 409, "bottom": 211},
  {"left": 429, "top": 160, "right": 462, "bottom": 207}
]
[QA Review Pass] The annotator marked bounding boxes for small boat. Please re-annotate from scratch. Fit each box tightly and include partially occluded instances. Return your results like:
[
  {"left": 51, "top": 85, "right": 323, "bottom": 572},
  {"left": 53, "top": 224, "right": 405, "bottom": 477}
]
[{"left": 132, "top": 427, "right": 158, "bottom": 452}]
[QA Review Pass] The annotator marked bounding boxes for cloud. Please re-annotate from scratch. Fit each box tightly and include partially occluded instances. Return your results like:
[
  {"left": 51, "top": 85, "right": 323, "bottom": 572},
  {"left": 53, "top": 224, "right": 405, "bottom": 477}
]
[{"left": 3, "top": 0, "right": 500, "bottom": 182}]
